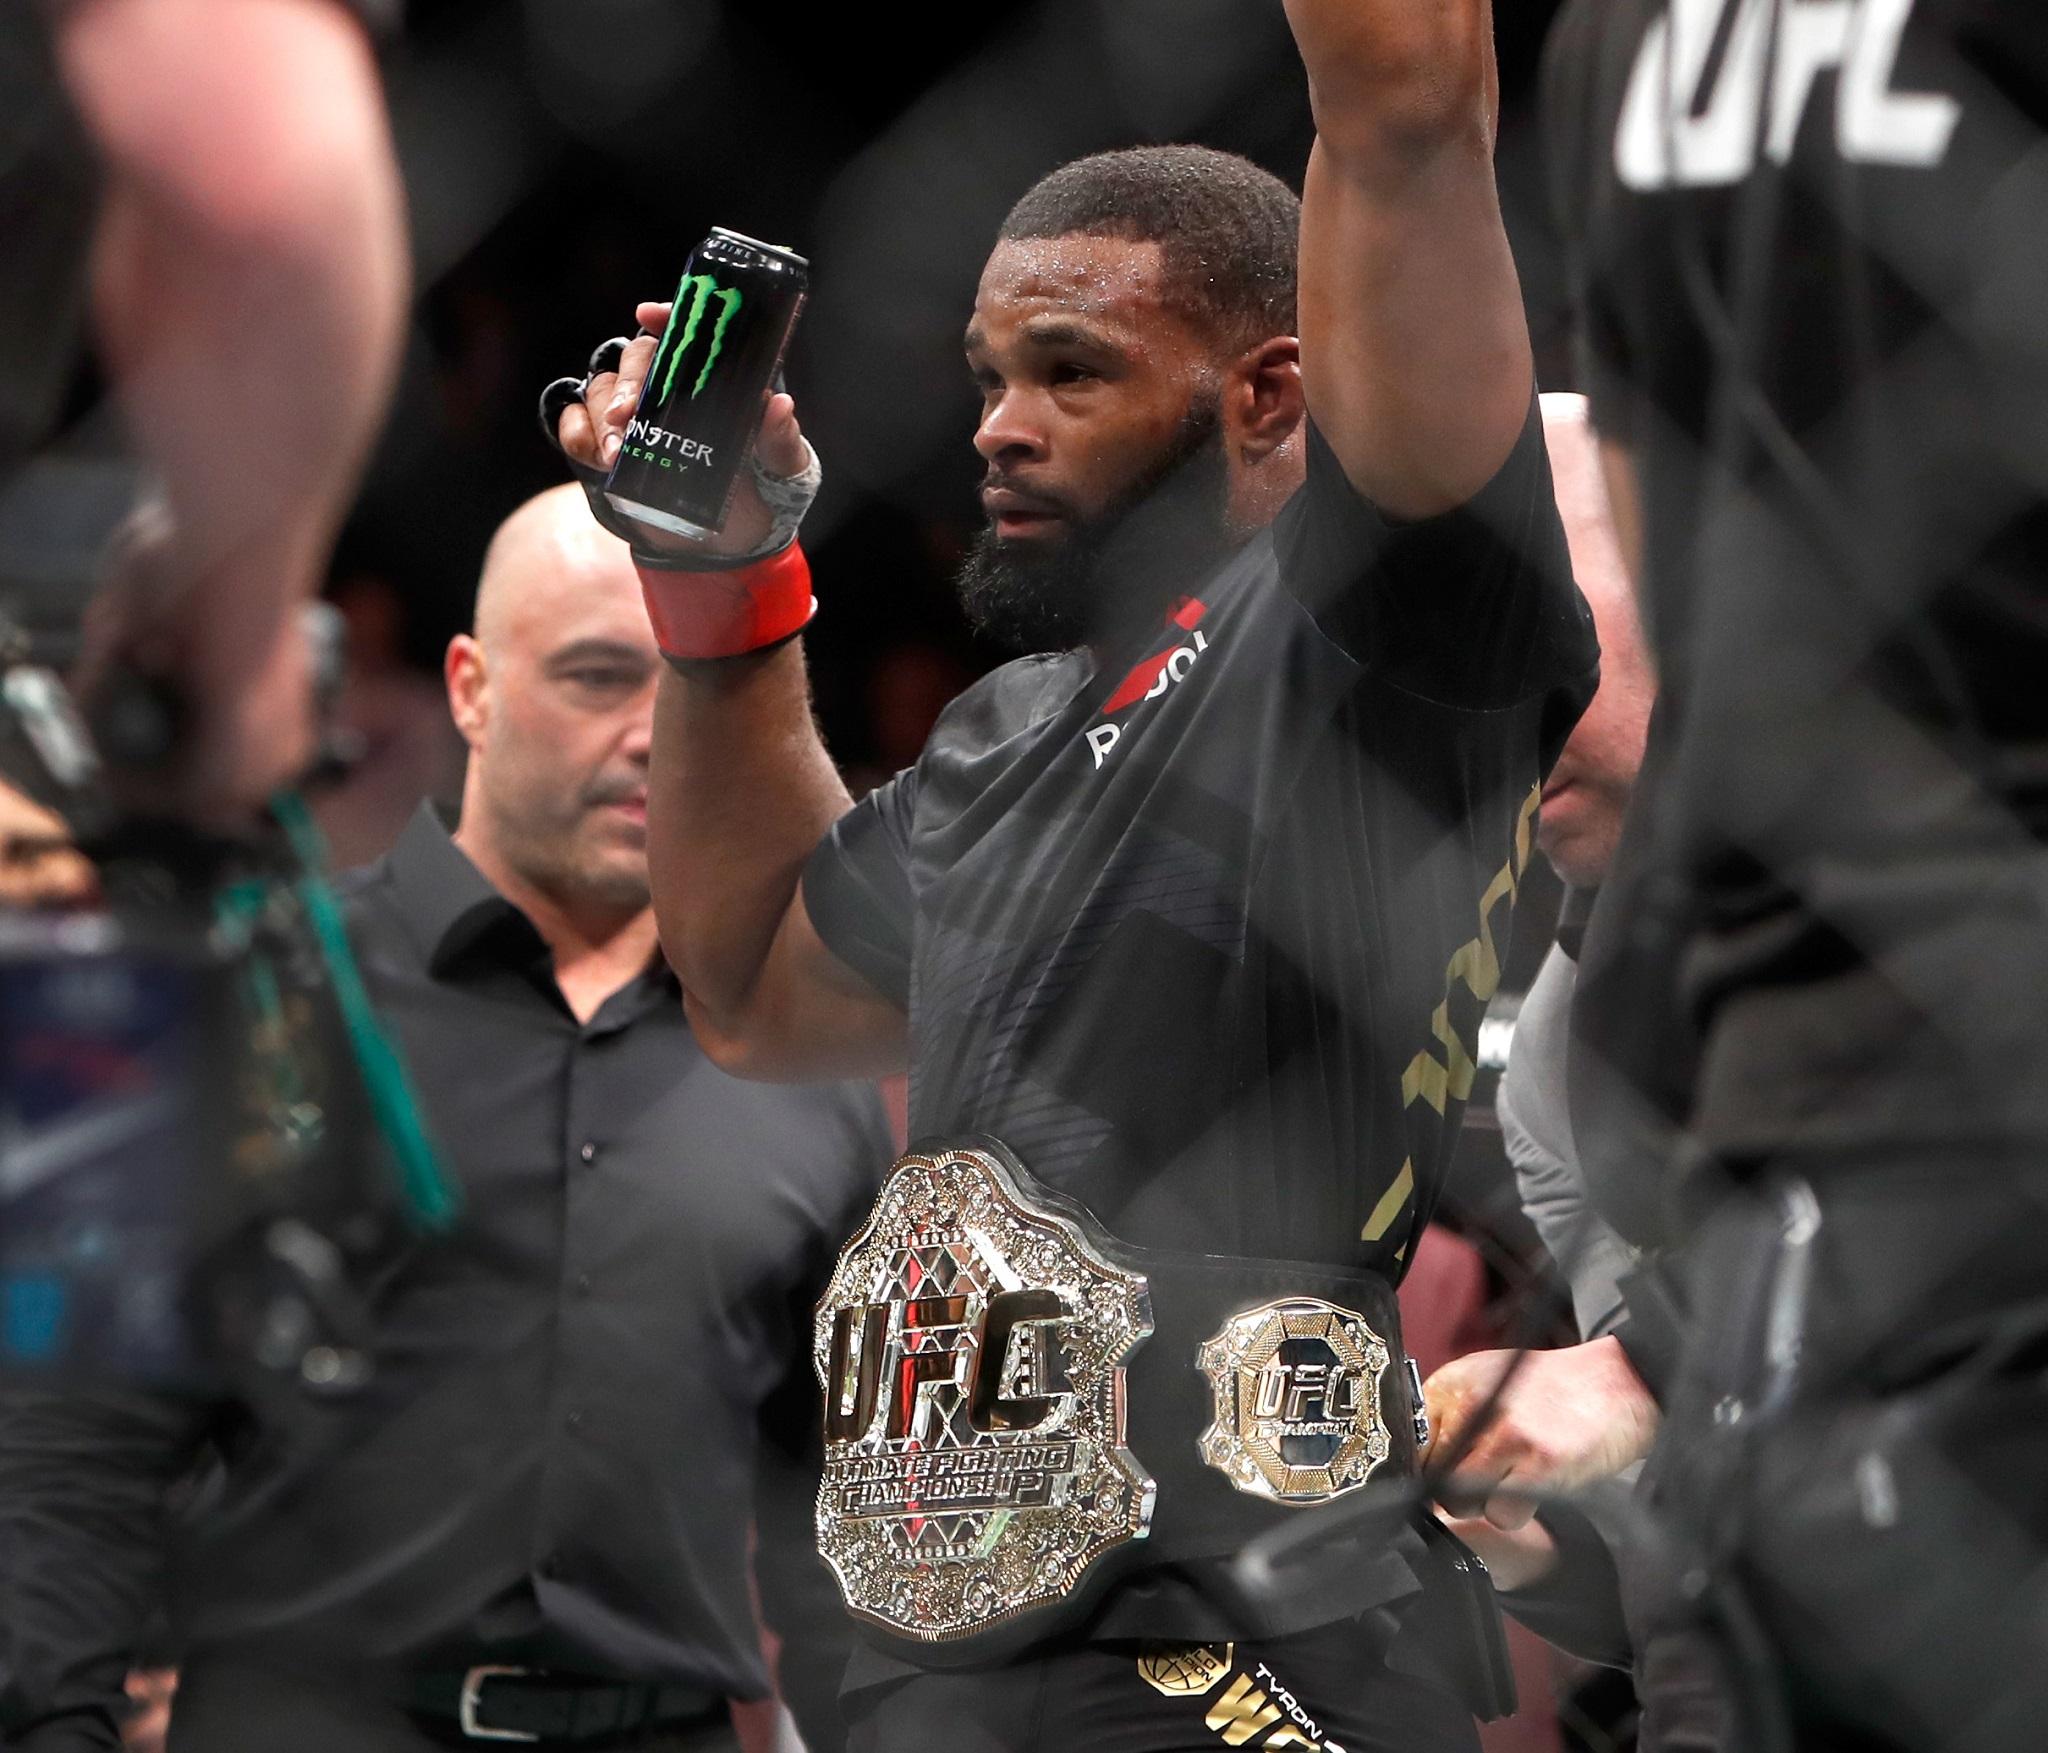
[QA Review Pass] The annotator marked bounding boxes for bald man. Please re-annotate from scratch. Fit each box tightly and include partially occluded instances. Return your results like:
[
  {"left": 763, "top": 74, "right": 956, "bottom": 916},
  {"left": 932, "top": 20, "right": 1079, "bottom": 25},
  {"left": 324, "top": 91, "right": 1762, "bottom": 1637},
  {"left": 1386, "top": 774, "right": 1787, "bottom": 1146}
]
[{"left": 0, "top": 487, "right": 890, "bottom": 1753}]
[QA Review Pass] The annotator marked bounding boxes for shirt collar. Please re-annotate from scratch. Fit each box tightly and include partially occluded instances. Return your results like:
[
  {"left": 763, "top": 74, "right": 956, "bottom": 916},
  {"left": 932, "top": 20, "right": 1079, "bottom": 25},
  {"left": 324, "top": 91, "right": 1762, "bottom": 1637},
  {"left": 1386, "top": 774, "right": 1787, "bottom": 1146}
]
[
  {"left": 384, "top": 803, "right": 679, "bottom": 1015},
  {"left": 386, "top": 800, "right": 546, "bottom": 977}
]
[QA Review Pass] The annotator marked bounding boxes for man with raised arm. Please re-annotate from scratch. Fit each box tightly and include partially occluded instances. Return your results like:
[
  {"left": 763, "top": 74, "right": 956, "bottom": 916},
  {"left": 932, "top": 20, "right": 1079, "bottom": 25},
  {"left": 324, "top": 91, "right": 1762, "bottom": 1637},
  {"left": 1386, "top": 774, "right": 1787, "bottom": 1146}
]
[{"left": 553, "top": 1, "right": 1595, "bottom": 1743}]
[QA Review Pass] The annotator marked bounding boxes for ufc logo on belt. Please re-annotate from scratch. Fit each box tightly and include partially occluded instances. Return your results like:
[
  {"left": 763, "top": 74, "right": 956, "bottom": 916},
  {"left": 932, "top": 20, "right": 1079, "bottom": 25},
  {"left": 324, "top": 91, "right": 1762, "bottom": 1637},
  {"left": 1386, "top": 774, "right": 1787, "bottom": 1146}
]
[
  {"left": 824, "top": 1288, "right": 1068, "bottom": 1445},
  {"left": 1249, "top": 1359, "right": 1364, "bottom": 1426}
]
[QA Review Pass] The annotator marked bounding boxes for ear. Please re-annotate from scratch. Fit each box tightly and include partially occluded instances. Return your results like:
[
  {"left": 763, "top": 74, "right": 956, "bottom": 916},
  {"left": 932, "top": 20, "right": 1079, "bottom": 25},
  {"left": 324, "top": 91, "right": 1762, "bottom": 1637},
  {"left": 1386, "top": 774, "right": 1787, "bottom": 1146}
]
[
  {"left": 1227, "top": 336, "right": 1304, "bottom": 464},
  {"left": 445, "top": 634, "right": 489, "bottom": 749}
]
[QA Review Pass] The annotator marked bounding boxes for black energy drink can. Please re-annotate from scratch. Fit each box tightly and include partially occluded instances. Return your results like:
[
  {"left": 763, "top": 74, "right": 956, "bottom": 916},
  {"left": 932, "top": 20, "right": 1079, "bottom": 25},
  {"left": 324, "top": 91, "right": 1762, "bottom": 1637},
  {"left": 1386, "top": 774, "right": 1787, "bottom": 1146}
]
[{"left": 604, "top": 228, "right": 809, "bottom": 540}]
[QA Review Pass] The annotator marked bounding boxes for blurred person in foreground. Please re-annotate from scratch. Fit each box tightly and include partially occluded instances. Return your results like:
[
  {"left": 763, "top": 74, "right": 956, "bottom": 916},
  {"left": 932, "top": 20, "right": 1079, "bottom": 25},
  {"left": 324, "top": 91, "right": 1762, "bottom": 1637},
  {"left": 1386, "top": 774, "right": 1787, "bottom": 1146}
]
[
  {"left": 552, "top": 0, "right": 1596, "bottom": 1741},
  {"left": 1433, "top": 5, "right": 2048, "bottom": 1748},
  {"left": 2, "top": 0, "right": 408, "bottom": 820},
  {"left": 0, "top": 486, "right": 890, "bottom": 1752}
]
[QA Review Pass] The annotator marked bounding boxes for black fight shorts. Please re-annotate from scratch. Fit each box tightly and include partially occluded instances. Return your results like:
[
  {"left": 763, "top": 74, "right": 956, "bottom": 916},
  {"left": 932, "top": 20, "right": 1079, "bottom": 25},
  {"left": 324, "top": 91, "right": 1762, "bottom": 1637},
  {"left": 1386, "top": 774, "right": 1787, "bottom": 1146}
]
[{"left": 841, "top": 1614, "right": 1479, "bottom": 1753}]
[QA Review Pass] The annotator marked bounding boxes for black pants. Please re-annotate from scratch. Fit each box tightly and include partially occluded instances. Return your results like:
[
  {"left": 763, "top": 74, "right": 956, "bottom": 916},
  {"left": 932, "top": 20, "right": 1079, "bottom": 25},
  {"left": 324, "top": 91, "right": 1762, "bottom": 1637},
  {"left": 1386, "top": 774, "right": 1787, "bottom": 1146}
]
[
  {"left": 841, "top": 1616, "right": 1479, "bottom": 1753},
  {"left": 166, "top": 1655, "right": 743, "bottom": 1753}
]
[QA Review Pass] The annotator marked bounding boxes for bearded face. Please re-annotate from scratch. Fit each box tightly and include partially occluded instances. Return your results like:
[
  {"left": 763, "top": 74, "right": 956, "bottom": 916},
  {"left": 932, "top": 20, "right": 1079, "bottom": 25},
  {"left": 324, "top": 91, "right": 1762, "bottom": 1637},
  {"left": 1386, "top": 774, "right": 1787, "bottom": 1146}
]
[{"left": 955, "top": 392, "right": 1231, "bottom": 653}]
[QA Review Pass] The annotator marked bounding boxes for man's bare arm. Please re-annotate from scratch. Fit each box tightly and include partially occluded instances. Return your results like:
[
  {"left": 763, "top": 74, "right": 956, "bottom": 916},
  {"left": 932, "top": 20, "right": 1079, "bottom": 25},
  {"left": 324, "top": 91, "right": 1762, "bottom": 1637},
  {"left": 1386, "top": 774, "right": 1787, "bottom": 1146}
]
[
  {"left": 649, "top": 651, "right": 909, "bottom": 1082},
  {"left": 1284, "top": 0, "right": 1533, "bottom": 520},
  {"left": 559, "top": 324, "right": 908, "bottom": 1082},
  {"left": 55, "top": 0, "right": 410, "bottom": 816}
]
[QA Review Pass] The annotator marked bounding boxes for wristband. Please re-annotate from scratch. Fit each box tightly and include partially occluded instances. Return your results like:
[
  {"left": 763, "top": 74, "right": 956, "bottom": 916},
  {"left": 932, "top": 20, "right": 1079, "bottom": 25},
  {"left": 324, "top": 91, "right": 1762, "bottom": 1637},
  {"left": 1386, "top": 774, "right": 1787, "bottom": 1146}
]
[{"left": 638, "top": 540, "right": 815, "bottom": 660}]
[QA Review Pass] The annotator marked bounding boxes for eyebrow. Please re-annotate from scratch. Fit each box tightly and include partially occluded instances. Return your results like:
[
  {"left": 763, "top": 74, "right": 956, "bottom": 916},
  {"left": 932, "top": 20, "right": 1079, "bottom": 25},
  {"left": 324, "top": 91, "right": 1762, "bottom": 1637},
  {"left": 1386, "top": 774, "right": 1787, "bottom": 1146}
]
[
  {"left": 544, "top": 638, "right": 653, "bottom": 671},
  {"left": 963, "top": 317, "right": 1122, "bottom": 357}
]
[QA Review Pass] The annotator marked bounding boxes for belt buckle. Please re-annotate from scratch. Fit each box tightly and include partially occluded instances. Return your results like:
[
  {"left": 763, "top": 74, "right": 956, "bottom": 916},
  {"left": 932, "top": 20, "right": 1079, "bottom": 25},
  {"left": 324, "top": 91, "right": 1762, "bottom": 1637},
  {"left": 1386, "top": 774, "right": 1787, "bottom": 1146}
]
[{"left": 458, "top": 1666, "right": 540, "bottom": 1743}]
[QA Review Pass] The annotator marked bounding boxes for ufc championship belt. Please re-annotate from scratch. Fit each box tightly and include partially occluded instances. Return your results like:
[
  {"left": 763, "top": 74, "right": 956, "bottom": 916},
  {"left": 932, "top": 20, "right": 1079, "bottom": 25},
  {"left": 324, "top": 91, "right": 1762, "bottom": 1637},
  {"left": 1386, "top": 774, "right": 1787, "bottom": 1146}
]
[{"left": 815, "top": 1138, "right": 1425, "bottom": 1652}]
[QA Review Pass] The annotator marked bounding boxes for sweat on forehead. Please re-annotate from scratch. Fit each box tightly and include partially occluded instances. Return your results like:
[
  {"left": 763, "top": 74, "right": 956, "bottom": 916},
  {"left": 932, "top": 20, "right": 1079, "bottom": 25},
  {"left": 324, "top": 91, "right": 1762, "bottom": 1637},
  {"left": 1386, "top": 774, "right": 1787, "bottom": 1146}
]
[
  {"left": 970, "top": 235, "right": 1176, "bottom": 333},
  {"left": 995, "top": 145, "right": 1300, "bottom": 351},
  {"left": 472, "top": 485, "right": 635, "bottom": 651}
]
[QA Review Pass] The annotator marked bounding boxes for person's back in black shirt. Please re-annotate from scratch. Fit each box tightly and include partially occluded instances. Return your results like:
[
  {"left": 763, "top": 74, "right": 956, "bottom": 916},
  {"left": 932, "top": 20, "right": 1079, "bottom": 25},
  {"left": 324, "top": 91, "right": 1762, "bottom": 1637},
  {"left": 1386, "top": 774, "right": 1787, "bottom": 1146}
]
[
  {"left": 1544, "top": 12, "right": 2048, "bottom": 1747},
  {"left": 1545, "top": 2, "right": 2048, "bottom": 1179}
]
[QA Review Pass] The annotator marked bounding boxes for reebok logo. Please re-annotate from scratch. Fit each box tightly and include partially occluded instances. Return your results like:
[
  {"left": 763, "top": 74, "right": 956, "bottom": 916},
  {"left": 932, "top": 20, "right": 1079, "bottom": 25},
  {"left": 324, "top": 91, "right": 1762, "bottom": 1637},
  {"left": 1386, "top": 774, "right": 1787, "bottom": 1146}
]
[{"left": 1085, "top": 598, "right": 1211, "bottom": 770}]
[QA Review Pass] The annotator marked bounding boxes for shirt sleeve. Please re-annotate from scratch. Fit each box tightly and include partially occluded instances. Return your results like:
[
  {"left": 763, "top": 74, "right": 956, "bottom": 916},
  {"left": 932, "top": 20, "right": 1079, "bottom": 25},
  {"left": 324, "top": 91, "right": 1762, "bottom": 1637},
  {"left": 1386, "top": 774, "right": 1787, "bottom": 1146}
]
[
  {"left": 1272, "top": 397, "right": 1593, "bottom": 712},
  {"left": 800, "top": 771, "right": 919, "bottom": 1011},
  {"left": 0, "top": 1388, "right": 211, "bottom": 1752}
]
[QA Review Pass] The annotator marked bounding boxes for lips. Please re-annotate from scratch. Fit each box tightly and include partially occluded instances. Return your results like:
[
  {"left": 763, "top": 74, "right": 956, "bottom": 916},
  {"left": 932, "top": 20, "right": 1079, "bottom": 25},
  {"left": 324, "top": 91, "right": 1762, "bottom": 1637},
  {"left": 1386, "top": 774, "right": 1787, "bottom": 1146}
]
[{"left": 982, "top": 483, "right": 1067, "bottom": 537}]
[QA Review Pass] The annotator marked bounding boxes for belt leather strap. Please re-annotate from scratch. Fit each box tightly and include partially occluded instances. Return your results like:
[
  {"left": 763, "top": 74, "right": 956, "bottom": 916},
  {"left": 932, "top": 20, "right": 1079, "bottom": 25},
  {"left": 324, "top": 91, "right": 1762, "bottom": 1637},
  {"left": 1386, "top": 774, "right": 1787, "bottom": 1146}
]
[
  {"left": 1121, "top": 1244, "right": 1420, "bottom": 1564},
  {"left": 405, "top": 1670, "right": 725, "bottom": 1744}
]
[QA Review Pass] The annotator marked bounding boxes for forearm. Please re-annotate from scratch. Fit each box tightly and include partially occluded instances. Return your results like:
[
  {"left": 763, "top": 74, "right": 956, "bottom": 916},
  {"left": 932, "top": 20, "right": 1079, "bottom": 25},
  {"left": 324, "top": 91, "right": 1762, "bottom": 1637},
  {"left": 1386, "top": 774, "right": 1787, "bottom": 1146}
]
[
  {"left": 649, "top": 643, "right": 851, "bottom": 1061},
  {"left": 1282, "top": 0, "right": 1497, "bottom": 159},
  {"left": 59, "top": 0, "right": 409, "bottom": 689}
]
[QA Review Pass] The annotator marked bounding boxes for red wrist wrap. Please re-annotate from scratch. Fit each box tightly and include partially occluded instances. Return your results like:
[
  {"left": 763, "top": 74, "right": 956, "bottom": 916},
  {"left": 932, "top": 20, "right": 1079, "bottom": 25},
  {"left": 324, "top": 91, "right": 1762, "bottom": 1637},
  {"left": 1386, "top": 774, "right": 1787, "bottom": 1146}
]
[{"left": 637, "top": 542, "right": 815, "bottom": 660}]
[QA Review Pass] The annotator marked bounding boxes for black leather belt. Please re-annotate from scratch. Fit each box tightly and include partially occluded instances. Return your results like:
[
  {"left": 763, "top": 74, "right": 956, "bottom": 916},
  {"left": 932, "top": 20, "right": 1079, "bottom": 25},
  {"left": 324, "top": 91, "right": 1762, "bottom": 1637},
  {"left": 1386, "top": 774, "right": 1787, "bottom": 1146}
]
[
  {"left": 1123, "top": 1243, "right": 1424, "bottom": 1563},
  {"left": 405, "top": 1667, "right": 726, "bottom": 1745}
]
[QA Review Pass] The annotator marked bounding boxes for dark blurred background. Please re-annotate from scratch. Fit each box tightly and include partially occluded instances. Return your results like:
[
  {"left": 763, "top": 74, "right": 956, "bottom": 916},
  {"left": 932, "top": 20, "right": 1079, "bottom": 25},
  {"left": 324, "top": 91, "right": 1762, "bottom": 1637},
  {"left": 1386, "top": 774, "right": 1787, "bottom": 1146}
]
[{"left": 343, "top": 0, "right": 1575, "bottom": 783}]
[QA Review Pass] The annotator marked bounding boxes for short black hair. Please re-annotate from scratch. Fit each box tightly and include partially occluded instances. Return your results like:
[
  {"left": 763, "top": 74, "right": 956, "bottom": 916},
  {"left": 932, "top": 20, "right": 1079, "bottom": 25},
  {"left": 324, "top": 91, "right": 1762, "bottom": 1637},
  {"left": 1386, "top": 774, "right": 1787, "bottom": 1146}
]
[{"left": 998, "top": 146, "right": 1300, "bottom": 356}]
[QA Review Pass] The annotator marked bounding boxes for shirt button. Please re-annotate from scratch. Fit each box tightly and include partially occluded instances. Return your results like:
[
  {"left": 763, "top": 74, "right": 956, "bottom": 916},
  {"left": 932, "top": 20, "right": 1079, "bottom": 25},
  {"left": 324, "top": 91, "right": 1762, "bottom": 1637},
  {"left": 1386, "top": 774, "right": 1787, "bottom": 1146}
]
[
  {"left": 566, "top": 1409, "right": 585, "bottom": 1431},
  {"left": 575, "top": 1273, "right": 593, "bottom": 1297},
  {"left": 578, "top": 1141, "right": 598, "bottom": 1164}
]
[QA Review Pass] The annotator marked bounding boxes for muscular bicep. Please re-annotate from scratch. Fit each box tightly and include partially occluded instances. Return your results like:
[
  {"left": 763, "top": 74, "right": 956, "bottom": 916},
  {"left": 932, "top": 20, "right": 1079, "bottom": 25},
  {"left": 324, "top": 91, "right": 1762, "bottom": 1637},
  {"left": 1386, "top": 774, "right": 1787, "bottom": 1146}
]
[
  {"left": 1296, "top": 124, "right": 1533, "bottom": 520},
  {"left": 685, "top": 888, "right": 908, "bottom": 1084}
]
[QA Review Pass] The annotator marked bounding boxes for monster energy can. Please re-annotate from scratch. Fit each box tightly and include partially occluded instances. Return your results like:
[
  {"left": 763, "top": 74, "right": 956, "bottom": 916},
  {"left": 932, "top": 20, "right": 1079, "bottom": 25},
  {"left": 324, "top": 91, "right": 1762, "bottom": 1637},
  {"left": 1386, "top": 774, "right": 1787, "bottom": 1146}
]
[{"left": 604, "top": 228, "right": 809, "bottom": 540}]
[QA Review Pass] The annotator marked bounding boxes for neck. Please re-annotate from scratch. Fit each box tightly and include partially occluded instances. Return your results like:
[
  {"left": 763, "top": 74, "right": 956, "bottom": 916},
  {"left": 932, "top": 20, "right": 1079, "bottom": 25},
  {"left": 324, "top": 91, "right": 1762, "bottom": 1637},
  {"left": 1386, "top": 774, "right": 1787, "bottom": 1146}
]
[
  {"left": 1227, "top": 442, "right": 1305, "bottom": 536},
  {"left": 452, "top": 817, "right": 659, "bottom": 1024}
]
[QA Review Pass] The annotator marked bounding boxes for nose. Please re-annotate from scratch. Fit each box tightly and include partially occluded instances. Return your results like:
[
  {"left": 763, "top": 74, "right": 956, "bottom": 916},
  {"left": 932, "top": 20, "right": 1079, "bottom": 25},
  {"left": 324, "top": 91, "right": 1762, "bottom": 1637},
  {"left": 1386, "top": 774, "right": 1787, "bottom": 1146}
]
[{"left": 973, "top": 386, "right": 1049, "bottom": 466}]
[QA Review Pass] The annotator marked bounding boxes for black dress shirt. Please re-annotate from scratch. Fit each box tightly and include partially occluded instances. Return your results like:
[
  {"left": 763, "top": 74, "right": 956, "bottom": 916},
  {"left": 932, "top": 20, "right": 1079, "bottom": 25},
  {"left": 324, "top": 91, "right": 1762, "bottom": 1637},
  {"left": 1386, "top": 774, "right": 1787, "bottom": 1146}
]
[{"left": 0, "top": 804, "right": 891, "bottom": 1751}]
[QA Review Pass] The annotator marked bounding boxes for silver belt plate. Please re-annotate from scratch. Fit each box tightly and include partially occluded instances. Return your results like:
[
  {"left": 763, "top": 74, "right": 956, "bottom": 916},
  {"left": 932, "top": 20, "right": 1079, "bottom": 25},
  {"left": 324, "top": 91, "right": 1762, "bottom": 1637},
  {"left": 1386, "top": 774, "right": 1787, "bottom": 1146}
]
[
  {"left": 1197, "top": 1296, "right": 1394, "bottom": 1504},
  {"left": 813, "top": 1143, "right": 1155, "bottom": 1641}
]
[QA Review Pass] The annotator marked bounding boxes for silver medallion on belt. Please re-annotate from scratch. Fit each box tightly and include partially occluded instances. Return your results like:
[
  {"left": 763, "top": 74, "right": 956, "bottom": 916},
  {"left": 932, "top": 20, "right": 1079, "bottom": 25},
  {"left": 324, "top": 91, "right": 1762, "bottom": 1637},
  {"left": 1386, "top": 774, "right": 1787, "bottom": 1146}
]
[
  {"left": 1197, "top": 1296, "right": 1393, "bottom": 1504},
  {"left": 813, "top": 1143, "right": 1155, "bottom": 1641}
]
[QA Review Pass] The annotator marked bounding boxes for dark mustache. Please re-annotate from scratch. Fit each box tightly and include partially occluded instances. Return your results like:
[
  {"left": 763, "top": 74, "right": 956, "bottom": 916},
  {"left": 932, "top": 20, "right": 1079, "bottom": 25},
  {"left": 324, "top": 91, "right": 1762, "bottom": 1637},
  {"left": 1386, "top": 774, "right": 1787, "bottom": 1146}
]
[{"left": 981, "top": 477, "right": 1075, "bottom": 519}]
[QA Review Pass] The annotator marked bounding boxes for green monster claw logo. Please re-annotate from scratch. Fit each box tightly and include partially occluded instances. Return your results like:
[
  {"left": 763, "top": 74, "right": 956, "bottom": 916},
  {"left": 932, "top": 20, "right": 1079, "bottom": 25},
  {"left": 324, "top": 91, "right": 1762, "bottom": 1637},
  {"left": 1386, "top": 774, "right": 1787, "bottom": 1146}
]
[{"left": 653, "top": 272, "right": 744, "bottom": 400}]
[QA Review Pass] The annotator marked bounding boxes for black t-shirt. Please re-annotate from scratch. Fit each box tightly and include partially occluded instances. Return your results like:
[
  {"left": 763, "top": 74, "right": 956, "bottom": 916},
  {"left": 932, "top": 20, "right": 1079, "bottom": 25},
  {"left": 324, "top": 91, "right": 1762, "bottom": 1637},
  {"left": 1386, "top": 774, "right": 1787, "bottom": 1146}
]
[
  {"left": 807, "top": 401, "right": 1593, "bottom": 1280},
  {"left": 1544, "top": 2, "right": 2048, "bottom": 1163}
]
